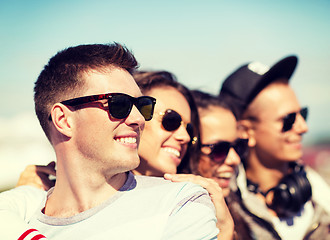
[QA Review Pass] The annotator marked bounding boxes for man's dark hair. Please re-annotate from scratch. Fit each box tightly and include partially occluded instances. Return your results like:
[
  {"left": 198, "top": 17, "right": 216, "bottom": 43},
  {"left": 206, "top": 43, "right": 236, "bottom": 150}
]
[{"left": 34, "top": 43, "right": 138, "bottom": 142}]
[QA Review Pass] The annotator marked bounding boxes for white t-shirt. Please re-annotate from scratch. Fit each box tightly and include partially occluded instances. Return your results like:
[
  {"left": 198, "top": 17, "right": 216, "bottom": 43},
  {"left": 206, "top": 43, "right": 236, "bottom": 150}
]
[
  {"left": 0, "top": 185, "right": 47, "bottom": 240},
  {"left": 271, "top": 201, "right": 314, "bottom": 240},
  {"left": 0, "top": 172, "right": 218, "bottom": 240}
]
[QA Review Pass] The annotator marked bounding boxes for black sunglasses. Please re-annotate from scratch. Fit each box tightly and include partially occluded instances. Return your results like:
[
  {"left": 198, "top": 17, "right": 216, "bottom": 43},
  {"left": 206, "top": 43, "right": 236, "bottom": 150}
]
[
  {"left": 59, "top": 93, "right": 156, "bottom": 121},
  {"left": 201, "top": 138, "right": 248, "bottom": 164},
  {"left": 160, "top": 109, "right": 193, "bottom": 137},
  {"left": 282, "top": 107, "right": 308, "bottom": 132}
]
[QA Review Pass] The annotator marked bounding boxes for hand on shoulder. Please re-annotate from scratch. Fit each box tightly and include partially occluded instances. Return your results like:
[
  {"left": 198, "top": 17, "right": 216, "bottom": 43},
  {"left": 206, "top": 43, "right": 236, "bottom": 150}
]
[{"left": 164, "top": 173, "right": 235, "bottom": 240}]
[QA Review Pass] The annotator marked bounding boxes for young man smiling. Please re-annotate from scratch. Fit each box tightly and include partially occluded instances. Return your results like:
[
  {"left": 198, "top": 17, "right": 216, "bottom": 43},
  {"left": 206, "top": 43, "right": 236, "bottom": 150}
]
[
  {"left": 0, "top": 43, "right": 218, "bottom": 239},
  {"left": 219, "top": 56, "right": 330, "bottom": 240}
]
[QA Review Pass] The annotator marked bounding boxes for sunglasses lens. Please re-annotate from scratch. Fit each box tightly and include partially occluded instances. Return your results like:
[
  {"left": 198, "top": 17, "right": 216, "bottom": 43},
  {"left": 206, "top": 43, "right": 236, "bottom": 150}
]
[
  {"left": 136, "top": 97, "right": 155, "bottom": 121},
  {"left": 108, "top": 95, "right": 132, "bottom": 119},
  {"left": 108, "top": 95, "right": 155, "bottom": 120},
  {"left": 210, "top": 142, "right": 230, "bottom": 163},
  {"left": 300, "top": 107, "right": 308, "bottom": 121},
  {"left": 233, "top": 139, "right": 248, "bottom": 158},
  {"left": 162, "top": 110, "right": 182, "bottom": 131},
  {"left": 282, "top": 107, "right": 308, "bottom": 132},
  {"left": 282, "top": 113, "right": 296, "bottom": 132}
]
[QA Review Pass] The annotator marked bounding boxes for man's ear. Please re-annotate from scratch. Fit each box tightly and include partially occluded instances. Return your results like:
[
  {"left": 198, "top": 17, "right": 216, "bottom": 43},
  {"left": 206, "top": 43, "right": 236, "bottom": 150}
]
[
  {"left": 50, "top": 103, "right": 73, "bottom": 138},
  {"left": 237, "top": 120, "right": 256, "bottom": 147}
]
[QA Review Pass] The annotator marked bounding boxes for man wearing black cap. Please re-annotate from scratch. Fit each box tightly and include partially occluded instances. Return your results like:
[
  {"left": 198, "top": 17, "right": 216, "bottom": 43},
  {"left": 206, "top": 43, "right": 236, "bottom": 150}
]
[{"left": 219, "top": 56, "right": 330, "bottom": 239}]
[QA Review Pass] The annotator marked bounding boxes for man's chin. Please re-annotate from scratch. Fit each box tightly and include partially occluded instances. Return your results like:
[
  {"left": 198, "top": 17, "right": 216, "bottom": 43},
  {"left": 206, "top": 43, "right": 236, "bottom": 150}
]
[{"left": 121, "top": 156, "right": 140, "bottom": 172}]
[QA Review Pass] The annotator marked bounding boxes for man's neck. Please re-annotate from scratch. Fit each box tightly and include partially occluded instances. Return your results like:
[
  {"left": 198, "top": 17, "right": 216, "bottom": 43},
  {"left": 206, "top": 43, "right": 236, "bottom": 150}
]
[
  {"left": 245, "top": 152, "right": 289, "bottom": 193},
  {"left": 44, "top": 171, "right": 128, "bottom": 218}
]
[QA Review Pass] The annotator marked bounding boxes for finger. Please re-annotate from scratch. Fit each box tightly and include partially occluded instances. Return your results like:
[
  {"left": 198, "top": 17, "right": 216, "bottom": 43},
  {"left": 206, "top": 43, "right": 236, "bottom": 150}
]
[
  {"left": 164, "top": 173, "right": 200, "bottom": 182},
  {"left": 165, "top": 174, "right": 221, "bottom": 194},
  {"left": 163, "top": 173, "right": 174, "bottom": 180}
]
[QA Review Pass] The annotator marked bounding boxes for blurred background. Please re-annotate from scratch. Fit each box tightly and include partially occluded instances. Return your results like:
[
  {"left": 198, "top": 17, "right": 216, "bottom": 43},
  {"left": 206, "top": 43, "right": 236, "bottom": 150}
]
[{"left": 1, "top": 0, "right": 330, "bottom": 191}]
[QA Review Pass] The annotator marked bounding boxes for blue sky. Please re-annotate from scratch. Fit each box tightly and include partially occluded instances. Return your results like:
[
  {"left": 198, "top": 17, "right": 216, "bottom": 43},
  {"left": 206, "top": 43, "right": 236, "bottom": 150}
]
[{"left": 0, "top": 0, "right": 329, "bottom": 189}]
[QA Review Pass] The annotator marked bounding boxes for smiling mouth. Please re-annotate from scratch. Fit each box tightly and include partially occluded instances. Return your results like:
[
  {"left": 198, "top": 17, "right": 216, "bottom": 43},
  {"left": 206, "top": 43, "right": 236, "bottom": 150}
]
[
  {"left": 214, "top": 172, "right": 233, "bottom": 179},
  {"left": 163, "top": 147, "right": 180, "bottom": 158},
  {"left": 115, "top": 137, "right": 137, "bottom": 144}
]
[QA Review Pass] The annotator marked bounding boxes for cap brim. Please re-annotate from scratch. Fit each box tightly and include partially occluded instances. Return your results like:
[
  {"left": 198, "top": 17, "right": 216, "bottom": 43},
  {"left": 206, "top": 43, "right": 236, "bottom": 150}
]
[{"left": 248, "top": 56, "right": 298, "bottom": 103}]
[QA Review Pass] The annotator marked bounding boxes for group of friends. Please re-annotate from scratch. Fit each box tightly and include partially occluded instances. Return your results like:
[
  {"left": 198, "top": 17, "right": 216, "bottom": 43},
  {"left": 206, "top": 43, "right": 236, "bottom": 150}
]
[{"left": 1, "top": 42, "right": 330, "bottom": 240}]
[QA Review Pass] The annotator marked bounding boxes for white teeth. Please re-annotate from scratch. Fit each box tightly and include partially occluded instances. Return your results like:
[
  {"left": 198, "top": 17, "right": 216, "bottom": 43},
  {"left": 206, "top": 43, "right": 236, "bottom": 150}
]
[
  {"left": 216, "top": 172, "right": 233, "bottom": 179},
  {"left": 115, "top": 137, "right": 137, "bottom": 144},
  {"left": 163, "top": 147, "right": 180, "bottom": 158}
]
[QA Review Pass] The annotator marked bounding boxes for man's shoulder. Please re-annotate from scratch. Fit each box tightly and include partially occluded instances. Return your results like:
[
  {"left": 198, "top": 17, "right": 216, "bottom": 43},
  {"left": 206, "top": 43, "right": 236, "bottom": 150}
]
[
  {"left": 130, "top": 174, "right": 211, "bottom": 205},
  {"left": 127, "top": 174, "right": 218, "bottom": 238},
  {"left": 0, "top": 185, "right": 46, "bottom": 200},
  {"left": 0, "top": 186, "right": 47, "bottom": 222},
  {"left": 305, "top": 166, "right": 330, "bottom": 214}
]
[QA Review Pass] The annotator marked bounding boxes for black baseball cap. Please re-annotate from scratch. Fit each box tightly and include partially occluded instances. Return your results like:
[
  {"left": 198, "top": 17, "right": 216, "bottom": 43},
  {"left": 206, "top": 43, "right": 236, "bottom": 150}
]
[{"left": 219, "top": 55, "right": 298, "bottom": 119}]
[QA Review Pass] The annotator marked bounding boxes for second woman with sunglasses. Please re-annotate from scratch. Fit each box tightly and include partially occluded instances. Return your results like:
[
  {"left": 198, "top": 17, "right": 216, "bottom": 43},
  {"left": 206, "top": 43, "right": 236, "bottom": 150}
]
[{"left": 166, "top": 90, "right": 253, "bottom": 240}]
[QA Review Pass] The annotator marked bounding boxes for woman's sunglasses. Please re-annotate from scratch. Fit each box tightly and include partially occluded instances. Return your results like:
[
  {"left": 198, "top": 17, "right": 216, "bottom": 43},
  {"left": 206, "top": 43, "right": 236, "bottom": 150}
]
[
  {"left": 282, "top": 107, "right": 308, "bottom": 132},
  {"left": 59, "top": 93, "right": 156, "bottom": 121},
  {"left": 201, "top": 138, "right": 248, "bottom": 164},
  {"left": 160, "top": 109, "right": 194, "bottom": 138}
]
